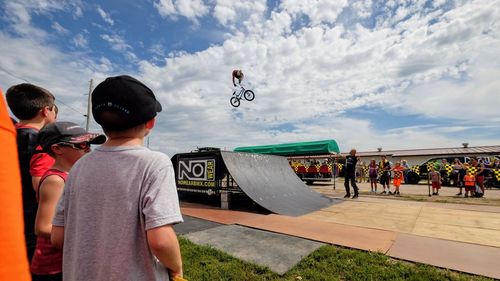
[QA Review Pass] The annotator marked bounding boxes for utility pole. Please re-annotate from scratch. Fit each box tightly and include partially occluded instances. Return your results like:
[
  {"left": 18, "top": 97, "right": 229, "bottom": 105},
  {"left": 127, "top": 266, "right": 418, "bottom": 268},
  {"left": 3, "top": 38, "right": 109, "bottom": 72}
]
[{"left": 85, "top": 79, "right": 93, "bottom": 131}]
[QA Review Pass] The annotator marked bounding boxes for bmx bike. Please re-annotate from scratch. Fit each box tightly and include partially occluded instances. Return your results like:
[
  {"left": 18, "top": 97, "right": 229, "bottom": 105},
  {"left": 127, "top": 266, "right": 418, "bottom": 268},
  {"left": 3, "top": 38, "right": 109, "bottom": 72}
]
[{"left": 230, "top": 85, "right": 255, "bottom": 107}]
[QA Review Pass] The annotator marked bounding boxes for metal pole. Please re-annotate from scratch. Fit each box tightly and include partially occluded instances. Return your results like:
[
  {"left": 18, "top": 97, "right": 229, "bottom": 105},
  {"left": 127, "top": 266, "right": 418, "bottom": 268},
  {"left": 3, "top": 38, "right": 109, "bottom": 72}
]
[
  {"left": 85, "top": 79, "right": 93, "bottom": 131},
  {"left": 333, "top": 156, "right": 336, "bottom": 190}
]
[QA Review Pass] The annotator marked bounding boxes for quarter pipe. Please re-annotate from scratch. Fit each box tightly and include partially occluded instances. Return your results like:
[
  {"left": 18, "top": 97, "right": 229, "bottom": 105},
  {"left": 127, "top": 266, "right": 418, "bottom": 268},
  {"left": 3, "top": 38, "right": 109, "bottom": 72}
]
[{"left": 172, "top": 150, "right": 335, "bottom": 216}]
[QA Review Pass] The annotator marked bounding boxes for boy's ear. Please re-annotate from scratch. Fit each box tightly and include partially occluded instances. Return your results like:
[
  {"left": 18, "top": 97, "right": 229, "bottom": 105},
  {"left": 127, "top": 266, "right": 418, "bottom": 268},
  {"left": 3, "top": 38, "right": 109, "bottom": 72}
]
[
  {"left": 145, "top": 118, "right": 155, "bottom": 130},
  {"left": 51, "top": 144, "right": 64, "bottom": 156},
  {"left": 41, "top": 106, "right": 55, "bottom": 118}
]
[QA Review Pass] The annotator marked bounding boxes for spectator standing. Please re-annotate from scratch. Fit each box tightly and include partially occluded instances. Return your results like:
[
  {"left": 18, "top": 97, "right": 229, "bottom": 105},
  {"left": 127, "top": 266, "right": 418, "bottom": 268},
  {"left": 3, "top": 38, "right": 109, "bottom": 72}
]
[
  {"left": 368, "top": 159, "right": 378, "bottom": 193},
  {"left": 31, "top": 122, "right": 105, "bottom": 281},
  {"left": 439, "top": 158, "right": 449, "bottom": 186},
  {"left": 471, "top": 157, "right": 485, "bottom": 197},
  {"left": 463, "top": 163, "right": 475, "bottom": 198},
  {"left": 6, "top": 84, "right": 57, "bottom": 261},
  {"left": 344, "top": 149, "right": 359, "bottom": 199},
  {"left": 401, "top": 160, "right": 410, "bottom": 183},
  {"left": 51, "top": 75, "right": 184, "bottom": 280},
  {"left": 392, "top": 161, "right": 405, "bottom": 195},
  {"left": 379, "top": 155, "right": 392, "bottom": 194},
  {"left": 429, "top": 165, "right": 441, "bottom": 195},
  {"left": 452, "top": 158, "right": 464, "bottom": 196}
]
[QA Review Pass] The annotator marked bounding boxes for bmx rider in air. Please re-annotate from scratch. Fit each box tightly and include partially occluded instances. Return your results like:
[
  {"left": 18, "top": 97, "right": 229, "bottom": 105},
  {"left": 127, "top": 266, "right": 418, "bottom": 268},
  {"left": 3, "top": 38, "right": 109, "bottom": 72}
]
[{"left": 232, "top": 69, "right": 244, "bottom": 87}]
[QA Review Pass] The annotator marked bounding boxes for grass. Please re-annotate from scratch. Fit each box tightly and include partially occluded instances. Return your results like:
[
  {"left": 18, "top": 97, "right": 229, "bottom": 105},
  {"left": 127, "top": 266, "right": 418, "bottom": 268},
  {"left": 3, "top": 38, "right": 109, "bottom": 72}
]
[{"left": 179, "top": 237, "right": 493, "bottom": 281}]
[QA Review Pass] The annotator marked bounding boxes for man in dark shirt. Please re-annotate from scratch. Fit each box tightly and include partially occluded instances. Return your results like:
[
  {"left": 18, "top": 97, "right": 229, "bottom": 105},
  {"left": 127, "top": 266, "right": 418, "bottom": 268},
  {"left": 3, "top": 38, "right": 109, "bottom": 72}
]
[
  {"left": 344, "top": 149, "right": 359, "bottom": 199},
  {"left": 379, "top": 155, "right": 392, "bottom": 194}
]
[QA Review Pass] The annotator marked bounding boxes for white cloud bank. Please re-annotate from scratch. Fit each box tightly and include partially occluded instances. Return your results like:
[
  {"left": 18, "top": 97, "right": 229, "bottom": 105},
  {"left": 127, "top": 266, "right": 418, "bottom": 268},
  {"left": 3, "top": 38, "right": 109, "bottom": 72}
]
[{"left": 1, "top": 0, "right": 500, "bottom": 156}]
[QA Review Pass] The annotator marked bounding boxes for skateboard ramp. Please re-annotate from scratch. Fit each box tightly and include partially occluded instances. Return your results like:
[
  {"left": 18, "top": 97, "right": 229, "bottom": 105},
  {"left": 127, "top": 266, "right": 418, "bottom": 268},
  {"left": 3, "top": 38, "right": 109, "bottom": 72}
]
[{"left": 220, "top": 151, "right": 334, "bottom": 216}]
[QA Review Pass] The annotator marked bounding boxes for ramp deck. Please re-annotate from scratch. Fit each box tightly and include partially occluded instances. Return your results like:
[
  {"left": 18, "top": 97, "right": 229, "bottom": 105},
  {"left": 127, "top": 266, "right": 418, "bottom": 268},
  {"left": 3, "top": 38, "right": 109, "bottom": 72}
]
[{"left": 220, "top": 151, "right": 335, "bottom": 216}]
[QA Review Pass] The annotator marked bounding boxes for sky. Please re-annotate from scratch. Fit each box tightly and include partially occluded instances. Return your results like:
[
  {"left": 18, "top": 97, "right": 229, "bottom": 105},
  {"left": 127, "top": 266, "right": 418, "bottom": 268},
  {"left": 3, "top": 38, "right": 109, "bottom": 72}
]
[{"left": 1, "top": 0, "right": 499, "bottom": 156}]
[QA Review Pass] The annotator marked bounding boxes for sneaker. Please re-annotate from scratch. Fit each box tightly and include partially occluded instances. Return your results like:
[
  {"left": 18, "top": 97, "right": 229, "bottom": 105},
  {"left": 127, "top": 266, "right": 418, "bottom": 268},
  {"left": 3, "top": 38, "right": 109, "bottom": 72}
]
[
  {"left": 396, "top": 191, "right": 400, "bottom": 195},
  {"left": 352, "top": 194, "right": 359, "bottom": 199},
  {"left": 465, "top": 194, "right": 469, "bottom": 198},
  {"left": 344, "top": 194, "right": 351, "bottom": 198},
  {"left": 381, "top": 191, "right": 386, "bottom": 194},
  {"left": 388, "top": 191, "right": 393, "bottom": 195},
  {"left": 456, "top": 192, "right": 462, "bottom": 196}
]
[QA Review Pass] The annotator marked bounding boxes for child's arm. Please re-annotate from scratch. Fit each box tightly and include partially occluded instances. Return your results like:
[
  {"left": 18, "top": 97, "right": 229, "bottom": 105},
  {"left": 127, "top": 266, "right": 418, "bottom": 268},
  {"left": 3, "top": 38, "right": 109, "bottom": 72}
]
[
  {"left": 34, "top": 175, "right": 65, "bottom": 239},
  {"left": 51, "top": 226, "right": 64, "bottom": 249},
  {"left": 147, "top": 225, "right": 183, "bottom": 278}
]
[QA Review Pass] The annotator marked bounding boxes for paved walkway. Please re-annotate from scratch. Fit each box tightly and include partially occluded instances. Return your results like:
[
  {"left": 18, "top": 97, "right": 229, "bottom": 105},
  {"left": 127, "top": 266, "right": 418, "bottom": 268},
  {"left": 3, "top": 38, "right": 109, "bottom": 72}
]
[{"left": 180, "top": 195, "right": 500, "bottom": 279}]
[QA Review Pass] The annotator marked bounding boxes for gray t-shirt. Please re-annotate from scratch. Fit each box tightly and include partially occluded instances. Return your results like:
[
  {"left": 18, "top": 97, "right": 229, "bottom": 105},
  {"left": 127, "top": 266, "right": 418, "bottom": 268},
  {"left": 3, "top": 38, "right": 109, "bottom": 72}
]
[{"left": 53, "top": 146, "right": 183, "bottom": 280}]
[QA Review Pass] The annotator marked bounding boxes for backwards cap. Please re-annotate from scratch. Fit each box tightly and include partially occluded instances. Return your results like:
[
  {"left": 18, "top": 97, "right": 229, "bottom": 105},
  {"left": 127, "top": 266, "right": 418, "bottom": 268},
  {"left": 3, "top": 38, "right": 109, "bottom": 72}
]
[{"left": 91, "top": 75, "right": 162, "bottom": 130}]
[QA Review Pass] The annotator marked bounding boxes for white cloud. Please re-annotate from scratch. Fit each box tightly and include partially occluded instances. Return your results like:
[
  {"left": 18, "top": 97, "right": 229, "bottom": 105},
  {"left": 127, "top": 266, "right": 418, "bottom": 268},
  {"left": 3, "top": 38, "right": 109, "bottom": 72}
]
[
  {"left": 154, "top": 0, "right": 209, "bottom": 22},
  {"left": 74, "top": 5, "right": 83, "bottom": 17},
  {"left": 73, "top": 33, "right": 88, "bottom": 48},
  {"left": 100, "top": 34, "right": 131, "bottom": 52},
  {"left": 1, "top": 0, "right": 499, "bottom": 157},
  {"left": 134, "top": 0, "right": 500, "bottom": 155},
  {"left": 51, "top": 21, "right": 69, "bottom": 34},
  {"left": 0, "top": 31, "right": 107, "bottom": 125},
  {"left": 97, "top": 6, "right": 114, "bottom": 25},
  {"left": 279, "top": 0, "right": 348, "bottom": 25},
  {"left": 213, "top": 0, "right": 267, "bottom": 30}
]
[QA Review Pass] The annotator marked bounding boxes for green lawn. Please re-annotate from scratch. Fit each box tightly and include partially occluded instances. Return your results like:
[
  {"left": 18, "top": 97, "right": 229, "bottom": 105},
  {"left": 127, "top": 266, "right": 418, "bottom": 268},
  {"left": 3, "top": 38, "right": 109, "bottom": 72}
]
[{"left": 180, "top": 237, "right": 492, "bottom": 281}]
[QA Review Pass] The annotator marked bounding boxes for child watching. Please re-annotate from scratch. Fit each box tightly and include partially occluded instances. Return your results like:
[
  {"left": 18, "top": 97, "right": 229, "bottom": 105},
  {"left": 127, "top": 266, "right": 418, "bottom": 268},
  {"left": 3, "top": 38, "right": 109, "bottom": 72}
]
[
  {"left": 392, "top": 161, "right": 405, "bottom": 195},
  {"left": 52, "top": 75, "right": 184, "bottom": 280},
  {"left": 31, "top": 122, "right": 104, "bottom": 281},
  {"left": 429, "top": 165, "right": 441, "bottom": 195},
  {"left": 6, "top": 83, "right": 57, "bottom": 260},
  {"left": 368, "top": 159, "right": 378, "bottom": 193}
]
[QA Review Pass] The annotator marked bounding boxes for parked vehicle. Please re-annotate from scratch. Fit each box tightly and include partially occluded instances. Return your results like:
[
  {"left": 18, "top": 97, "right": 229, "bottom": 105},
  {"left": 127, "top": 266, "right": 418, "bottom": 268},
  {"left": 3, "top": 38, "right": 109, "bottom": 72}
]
[{"left": 405, "top": 156, "right": 500, "bottom": 186}]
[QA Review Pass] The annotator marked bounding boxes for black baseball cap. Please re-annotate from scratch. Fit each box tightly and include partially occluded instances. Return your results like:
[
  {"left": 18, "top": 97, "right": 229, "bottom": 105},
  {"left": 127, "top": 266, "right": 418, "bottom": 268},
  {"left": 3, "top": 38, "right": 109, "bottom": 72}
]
[
  {"left": 38, "top": 121, "right": 106, "bottom": 151},
  {"left": 91, "top": 75, "right": 162, "bottom": 130}
]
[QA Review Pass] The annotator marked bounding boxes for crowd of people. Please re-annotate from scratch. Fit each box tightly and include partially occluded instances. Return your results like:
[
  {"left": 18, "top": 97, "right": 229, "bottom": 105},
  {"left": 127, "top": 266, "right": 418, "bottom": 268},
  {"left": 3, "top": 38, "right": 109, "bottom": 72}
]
[
  {"left": 350, "top": 154, "right": 499, "bottom": 198},
  {"left": 2, "top": 76, "right": 185, "bottom": 281}
]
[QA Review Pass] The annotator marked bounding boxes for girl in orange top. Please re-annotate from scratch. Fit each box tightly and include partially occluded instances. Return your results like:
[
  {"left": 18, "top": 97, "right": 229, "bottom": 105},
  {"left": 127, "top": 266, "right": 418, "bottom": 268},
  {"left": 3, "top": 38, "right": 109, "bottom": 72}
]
[
  {"left": 392, "top": 162, "right": 405, "bottom": 195},
  {"left": 463, "top": 170, "right": 476, "bottom": 198}
]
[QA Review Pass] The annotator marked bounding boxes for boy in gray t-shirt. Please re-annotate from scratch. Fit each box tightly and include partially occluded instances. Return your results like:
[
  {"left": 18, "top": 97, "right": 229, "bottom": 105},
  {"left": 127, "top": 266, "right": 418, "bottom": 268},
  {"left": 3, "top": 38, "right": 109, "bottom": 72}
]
[{"left": 52, "top": 75, "right": 184, "bottom": 280}]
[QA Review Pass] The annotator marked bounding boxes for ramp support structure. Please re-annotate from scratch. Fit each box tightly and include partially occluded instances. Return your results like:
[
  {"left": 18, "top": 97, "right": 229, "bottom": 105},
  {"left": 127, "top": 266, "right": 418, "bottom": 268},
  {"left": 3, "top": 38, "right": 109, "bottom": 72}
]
[{"left": 221, "top": 190, "right": 231, "bottom": 210}]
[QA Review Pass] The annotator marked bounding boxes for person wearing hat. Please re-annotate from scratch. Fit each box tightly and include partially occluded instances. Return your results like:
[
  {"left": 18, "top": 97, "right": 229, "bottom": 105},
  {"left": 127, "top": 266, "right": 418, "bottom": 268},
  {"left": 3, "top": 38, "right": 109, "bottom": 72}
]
[
  {"left": 51, "top": 75, "right": 184, "bottom": 281},
  {"left": 30, "top": 122, "right": 104, "bottom": 281}
]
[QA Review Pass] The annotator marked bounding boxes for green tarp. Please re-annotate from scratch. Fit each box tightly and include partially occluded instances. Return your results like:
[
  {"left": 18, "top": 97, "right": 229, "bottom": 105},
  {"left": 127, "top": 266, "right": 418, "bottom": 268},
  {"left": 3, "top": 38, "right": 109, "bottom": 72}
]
[{"left": 234, "top": 139, "right": 340, "bottom": 156}]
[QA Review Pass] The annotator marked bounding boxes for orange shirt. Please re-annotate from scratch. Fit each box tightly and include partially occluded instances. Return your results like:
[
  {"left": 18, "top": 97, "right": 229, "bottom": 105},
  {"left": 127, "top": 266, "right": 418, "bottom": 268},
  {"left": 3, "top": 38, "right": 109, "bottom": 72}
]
[
  {"left": 393, "top": 166, "right": 404, "bottom": 179},
  {"left": 464, "top": 175, "right": 476, "bottom": 187},
  {"left": 0, "top": 90, "right": 31, "bottom": 281}
]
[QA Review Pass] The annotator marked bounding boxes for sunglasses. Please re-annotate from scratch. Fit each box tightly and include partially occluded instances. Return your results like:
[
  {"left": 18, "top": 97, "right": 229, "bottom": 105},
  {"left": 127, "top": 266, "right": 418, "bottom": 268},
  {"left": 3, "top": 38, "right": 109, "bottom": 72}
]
[{"left": 56, "top": 142, "right": 90, "bottom": 150}]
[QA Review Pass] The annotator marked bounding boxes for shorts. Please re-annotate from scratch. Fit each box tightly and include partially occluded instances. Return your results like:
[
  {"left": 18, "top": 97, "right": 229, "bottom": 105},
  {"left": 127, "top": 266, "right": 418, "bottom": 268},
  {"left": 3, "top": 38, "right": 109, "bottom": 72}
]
[
  {"left": 431, "top": 182, "right": 441, "bottom": 189},
  {"left": 380, "top": 175, "right": 390, "bottom": 185},
  {"left": 465, "top": 186, "right": 475, "bottom": 192},
  {"left": 476, "top": 176, "right": 484, "bottom": 185},
  {"left": 393, "top": 178, "right": 402, "bottom": 187}
]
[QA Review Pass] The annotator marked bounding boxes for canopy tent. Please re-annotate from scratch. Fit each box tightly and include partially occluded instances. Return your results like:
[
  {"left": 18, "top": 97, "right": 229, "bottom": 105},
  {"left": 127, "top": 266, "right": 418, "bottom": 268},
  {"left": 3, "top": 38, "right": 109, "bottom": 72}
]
[{"left": 234, "top": 139, "right": 340, "bottom": 156}]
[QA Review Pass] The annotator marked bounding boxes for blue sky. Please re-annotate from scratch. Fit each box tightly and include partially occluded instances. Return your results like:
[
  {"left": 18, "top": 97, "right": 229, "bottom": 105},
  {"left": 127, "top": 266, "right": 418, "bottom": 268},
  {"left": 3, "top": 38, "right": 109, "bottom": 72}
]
[{"left": 1, "top": 0, "right": 499, "bottom": 156}]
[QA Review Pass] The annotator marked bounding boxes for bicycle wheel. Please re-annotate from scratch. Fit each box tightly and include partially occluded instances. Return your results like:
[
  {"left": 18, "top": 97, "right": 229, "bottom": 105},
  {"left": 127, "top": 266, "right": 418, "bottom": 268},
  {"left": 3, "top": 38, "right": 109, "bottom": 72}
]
[
  {"left": 243, "top": 90, "right": 255, "bottom": 101},
  {"left": 230, "top": 97, "right": 240, "bottom": 107}
]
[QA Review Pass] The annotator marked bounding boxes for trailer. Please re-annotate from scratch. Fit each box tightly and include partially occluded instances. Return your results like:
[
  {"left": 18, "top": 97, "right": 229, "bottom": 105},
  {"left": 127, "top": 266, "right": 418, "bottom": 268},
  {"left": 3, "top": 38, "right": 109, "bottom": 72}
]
[{"left": 234, "top": 139, "right": 341, "bottom": 184}]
